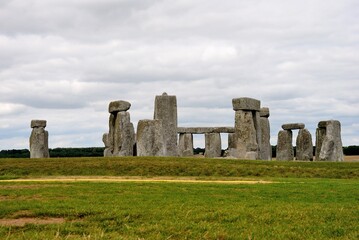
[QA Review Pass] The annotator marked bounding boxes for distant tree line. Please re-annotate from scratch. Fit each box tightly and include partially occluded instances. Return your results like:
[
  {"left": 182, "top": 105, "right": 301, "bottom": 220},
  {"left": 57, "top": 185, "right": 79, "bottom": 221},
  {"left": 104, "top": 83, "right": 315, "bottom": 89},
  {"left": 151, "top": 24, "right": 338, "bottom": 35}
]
[
  {"left": 0, "top": 146, "right": 358, "bottom": 158},
  {"left": 0, "top": 147, "right": 104, "bottom": 158}
]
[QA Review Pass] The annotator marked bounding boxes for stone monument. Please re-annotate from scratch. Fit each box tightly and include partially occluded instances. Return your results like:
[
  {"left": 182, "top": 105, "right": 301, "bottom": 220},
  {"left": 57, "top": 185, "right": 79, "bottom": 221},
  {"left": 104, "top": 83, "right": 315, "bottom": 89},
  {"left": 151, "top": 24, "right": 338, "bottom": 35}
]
[
  {"left": 232, "top": 97, "right": 261, "bottom": 159},
  {"left": 154, "top": 92, "right": 178, "bottom": 156},
  {"left": 259, "top": 107, "right": 271, "bottom": 160},
  {"left": 103, "top": 100, "right": 135, "bottom": 156},
  {"left": 315, "top": 120, "right": 344, "bottom": 161},
  {"left": 136, "top": 119, "right": 165, "bottom": 156},
  {"left": 29, "top": 120, "right": 49, "bottom": 158}
]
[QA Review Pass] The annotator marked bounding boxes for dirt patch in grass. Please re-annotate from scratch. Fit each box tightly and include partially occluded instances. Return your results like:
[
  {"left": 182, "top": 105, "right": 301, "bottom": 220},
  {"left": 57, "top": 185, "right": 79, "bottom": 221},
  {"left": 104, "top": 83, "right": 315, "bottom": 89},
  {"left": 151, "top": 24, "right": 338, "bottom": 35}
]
[
  {"left": 344, "top": 155, "right": 359, "bottom": 162},
  {"left": 0, "top": 176, "right": 274, "bottom": 184},
  {"left": 0, "top": 217, "right": 65, "bottom": 227}
]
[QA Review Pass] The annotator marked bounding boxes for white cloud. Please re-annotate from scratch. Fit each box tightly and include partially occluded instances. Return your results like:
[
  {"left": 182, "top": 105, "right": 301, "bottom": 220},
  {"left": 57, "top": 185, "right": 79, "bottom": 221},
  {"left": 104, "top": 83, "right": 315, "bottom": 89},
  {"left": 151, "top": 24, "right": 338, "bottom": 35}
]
[{"left": 0, "top": 0, "right": 358, "bottom": 150}]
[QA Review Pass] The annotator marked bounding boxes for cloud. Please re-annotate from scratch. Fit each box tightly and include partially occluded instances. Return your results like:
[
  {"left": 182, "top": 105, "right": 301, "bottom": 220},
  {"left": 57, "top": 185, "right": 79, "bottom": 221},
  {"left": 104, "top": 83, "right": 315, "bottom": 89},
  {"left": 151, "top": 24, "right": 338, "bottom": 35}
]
[{"left": 0, "top": 0, "right": 358, "bottom": 150}]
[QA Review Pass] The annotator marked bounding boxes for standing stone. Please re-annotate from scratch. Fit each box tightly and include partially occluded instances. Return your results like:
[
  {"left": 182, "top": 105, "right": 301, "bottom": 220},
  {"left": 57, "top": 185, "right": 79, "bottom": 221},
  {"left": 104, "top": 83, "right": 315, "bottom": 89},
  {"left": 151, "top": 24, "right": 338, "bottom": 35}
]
[
  {"left": 316, "top": 120, "right": 344, "bottom": 161},
  {"left": 178, "top": 133, "right": 194, "bottom": 157},
  {"left": 154, "top": 92, "right": 178, "bottom": 156},
  {"left": 204, "top": 133, "right": 222, "bottom": 158},
  {"left": 232, "top": 97, "right": 261, "bottom": 160},
  {"left": 276, "top": 130, "right": 293, "bottom": 160},
  {"left": 29, "top": 120, "right": 49, "bottom": 158},
  {"left": 103, "top": 100, "right": 135, "bottom": 157},
  {"left": 259, "top": 107, "right": 271, "bottom": 160},
  {"left": 315, "top": 127, "right": 326, "bottom": 160},
  {"left": 296, "top": 129, "right": 313, "bottom": 161},
  {"left": 136, "top": 119, "right": 166, "bottom": 156}
]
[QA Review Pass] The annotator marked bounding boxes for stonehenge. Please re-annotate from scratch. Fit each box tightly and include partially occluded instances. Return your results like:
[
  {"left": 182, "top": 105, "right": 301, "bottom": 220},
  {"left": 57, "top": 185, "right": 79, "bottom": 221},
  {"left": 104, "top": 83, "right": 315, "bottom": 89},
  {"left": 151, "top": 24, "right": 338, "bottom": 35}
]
[
  {"left": 97, "top": 94, "right": 344, "bottom": 162},
  {"left": 29, "top": 120, "right": 49, "bottom": 158}
]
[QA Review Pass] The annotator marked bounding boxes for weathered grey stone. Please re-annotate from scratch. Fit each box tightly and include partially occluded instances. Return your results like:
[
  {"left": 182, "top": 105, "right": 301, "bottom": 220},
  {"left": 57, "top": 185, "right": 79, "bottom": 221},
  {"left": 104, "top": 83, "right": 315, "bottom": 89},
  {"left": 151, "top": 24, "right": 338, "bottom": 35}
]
[
  {"left": 276, "top": 130, "right": 293, "bottom": 160},
  {"left": 296, "top": 129, "right": 313, "bottom": 161},
  {"left": 318, "top": 121, "right": 328, "bottom": 128},
  {"left": 118, "top": 122, "right": 135, "bottom": 156},
  {"left": 282, "top": 123, "right": 305, "bottom": 130},
  {"left": 113, "top": 112, "right": 131, "bottom": 155},
  {"left": 259, "top": 117, "right": 271, "bottom": 160},
  {"left": 177, "top": 127, "right": 235, "bottom": 134},
  {"left": 136, "top": 119, "right": 166, "bottom": 156},
  {"left": 233, "top": 110, "right": 259, "bottom": 159},
  {"left": 31, "top": 120, "right": 47, "bottom": 128},
  {"left": 154, "top": 93, "right": 178, "bottom": 156},
  {"left": 178, "top": 133, "right": 193, "bottom": 157},
  {"left": 204, "top": 133, "right": 222, "bottom": 158},
  {"left": 259, "top": 107, "right": 270, "bottom": 118},
  {"left": 232, "top": 97, "right": 260, "bottom": 111},
  {"left": 30, "top": 126, "right": 49, "bottom": 158},
  {"left": 108, "top": 100, "right": 131, "bottom": 113},
  {"left": 317, "top": 120, "right": 344, "bottom": 161},
  {"left": 315, "top": 127, "right": 326, "bottom": 160}
]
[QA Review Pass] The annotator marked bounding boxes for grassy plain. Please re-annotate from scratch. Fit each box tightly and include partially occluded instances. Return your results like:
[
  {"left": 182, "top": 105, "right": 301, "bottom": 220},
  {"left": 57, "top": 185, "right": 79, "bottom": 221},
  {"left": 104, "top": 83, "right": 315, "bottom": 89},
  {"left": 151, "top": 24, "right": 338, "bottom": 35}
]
[{"left": 0, "top": 157, "right": 358, "bottom": 239}]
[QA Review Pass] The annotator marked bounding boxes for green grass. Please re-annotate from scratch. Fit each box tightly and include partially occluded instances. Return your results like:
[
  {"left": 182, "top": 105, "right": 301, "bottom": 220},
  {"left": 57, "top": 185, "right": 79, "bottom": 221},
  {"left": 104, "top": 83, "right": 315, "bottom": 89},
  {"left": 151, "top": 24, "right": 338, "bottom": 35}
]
[
  {"left": 0, "top": 157, "right": 358, "bottom": 239},
  {"left": 0, "top": 180, "right": 358, "bottom": 239},
  {"left": 0, "top": 157, "right": 358, "bottom": 179}
]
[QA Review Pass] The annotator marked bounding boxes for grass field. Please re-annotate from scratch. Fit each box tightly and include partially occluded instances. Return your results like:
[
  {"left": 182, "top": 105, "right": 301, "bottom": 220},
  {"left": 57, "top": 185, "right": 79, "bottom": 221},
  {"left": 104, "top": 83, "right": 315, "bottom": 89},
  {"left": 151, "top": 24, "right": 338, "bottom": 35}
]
[{"left": 0, "top": 157, "right": 358, "bottom": 239}]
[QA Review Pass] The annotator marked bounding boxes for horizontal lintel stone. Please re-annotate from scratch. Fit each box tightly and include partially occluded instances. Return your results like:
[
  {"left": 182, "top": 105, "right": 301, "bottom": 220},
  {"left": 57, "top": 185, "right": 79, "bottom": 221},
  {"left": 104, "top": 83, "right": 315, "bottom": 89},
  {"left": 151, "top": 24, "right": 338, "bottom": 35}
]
[
  {"left": 232, "top": 97, "right": 260, "bottom": 111},
  {"left": 108, "top": 100, "right": 131, "bottom": 113},
  {"left": 260, "top": 107, "right": 270, "bottom": 117},
  {"left": 177, "top": 127, "right": 235, "bottom": 134},
  {"left": 31, "top": 120, "right": 47, "bottom": 128},
  {"left": 282, "top": 123, "right": 305, "bottom": 130}
]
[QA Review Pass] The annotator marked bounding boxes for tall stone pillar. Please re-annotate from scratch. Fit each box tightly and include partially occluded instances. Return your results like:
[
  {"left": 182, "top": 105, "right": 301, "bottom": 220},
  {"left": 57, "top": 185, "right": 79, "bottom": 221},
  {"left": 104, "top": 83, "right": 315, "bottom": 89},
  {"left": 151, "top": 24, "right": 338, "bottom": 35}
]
[
  {"left": 232, "top": 97, "right": 261, "bottom": 159},
  {"left": 136, "top": 119, "right": 165, "bottom": 156},
  {"left": 30, "top": 120, "right": 49, "bottom": 158},
  {"left": 204, "top": 133, "right": 221, "bottom": 158},
  {"left": 259, "top": 107, "right": 271, "bottom": 160},
  {"left": 315, "top": 120, "right": 344, "bottom": 161},
  {"left": 276, "top": 130, "right": 293, "bottom": 161},
  {"left": 103, "top": 100, "right": 135, "bottom": 156},
  {"left": 296, "top": 128, "right": 313, "bottom": 161},
  {"left": 178, "top": 133, "right": 193, "bottom": 157}
]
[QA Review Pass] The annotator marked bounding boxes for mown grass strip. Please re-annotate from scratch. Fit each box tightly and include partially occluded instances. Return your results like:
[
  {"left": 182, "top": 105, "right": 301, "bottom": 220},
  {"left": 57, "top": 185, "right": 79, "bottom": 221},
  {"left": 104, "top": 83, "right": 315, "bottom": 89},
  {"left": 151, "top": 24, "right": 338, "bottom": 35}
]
[
  {"left": 0, "top": 179, "right": 358, "bottom": 239},
  {"left": 1, "top": 157, "right": 358, "bottom": 179}
]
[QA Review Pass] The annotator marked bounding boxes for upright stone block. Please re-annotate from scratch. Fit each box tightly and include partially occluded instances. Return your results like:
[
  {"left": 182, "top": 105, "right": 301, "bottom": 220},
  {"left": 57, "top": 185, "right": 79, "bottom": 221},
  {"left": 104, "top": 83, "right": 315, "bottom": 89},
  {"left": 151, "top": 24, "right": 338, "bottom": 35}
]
[
  {"left": 317, "top": 120, "right": 344, "bottom": 161},
  {"left": 136, "top": 119, "right": 166, "bottom": 156},
  {"left": 154, "top": 92, "right": 178, "bottom": 156},
  {"left": 29, "top": 120, "right": 49, "bottom": 158},
  {"left": 178, "top": 133, "right": 194, "bottom": 157},
  {"left": 296, "top": 129, "right": 313, "bottom": 161},
  {"left": 259, "top": 108, "right": 271, "bottom": 160},
  {"left": 276, "top": 130, "right": 293, "bottom": 161},
  {"left": 233, "top": 109, "right": 259, "bottom": 159},
  {"left": 104, "top": 100, "right": 134, "bottom": 156},
  {"left": 204, "top": 133, "right": 222, "bottom": 158}
]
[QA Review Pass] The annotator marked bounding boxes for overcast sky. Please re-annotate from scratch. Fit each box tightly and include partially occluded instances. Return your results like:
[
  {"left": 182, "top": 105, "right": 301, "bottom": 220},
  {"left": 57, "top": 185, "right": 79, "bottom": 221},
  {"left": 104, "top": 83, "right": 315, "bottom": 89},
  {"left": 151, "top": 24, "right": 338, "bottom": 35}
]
[{"left": 0, "top": 0, "right": 358, "bottom": 150}]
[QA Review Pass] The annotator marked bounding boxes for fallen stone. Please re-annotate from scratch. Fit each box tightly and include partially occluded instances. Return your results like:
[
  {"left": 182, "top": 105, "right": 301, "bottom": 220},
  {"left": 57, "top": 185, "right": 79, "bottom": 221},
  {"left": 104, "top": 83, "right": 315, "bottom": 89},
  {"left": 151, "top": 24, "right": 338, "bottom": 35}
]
[
  {"left": 31, "top": 120, "right": 47, "bottom": 128},
  {"left": 108, "top": 100, "right": 131, "bottom": 113},
  {"left": 232, "top": 97, "right": 260, "bottom": 111},
  {"left": 282, "top": 123, "right": 305, "bottom": 130}
]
